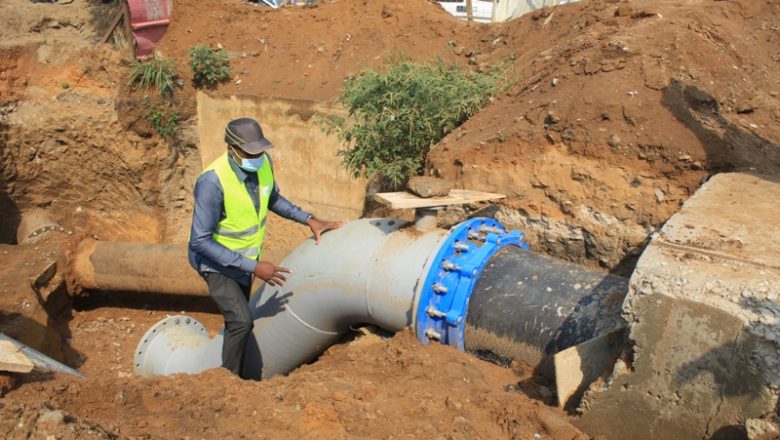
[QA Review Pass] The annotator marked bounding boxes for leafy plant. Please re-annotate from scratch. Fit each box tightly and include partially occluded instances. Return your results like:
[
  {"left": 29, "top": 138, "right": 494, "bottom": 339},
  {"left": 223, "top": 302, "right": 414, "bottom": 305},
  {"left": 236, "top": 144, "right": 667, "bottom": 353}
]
[
  {"left": 127, "top": 56, "right": 179, "bottom": 96},
  {"left": 319, "top": 56, "right": 515, "bottom": 189},
  {"left": 146, "top": 104, "right": 179, "bottom": 139},
  {"left": 188, "top": 45, "right": 232, "bottom": 89}
]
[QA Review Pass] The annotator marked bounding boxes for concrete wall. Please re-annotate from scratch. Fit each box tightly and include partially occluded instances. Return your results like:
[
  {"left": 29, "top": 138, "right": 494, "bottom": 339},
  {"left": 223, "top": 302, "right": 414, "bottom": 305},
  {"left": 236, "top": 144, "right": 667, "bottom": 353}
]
[
  {"left": 576, "top": 173, "right": 780, "bottom": 439},
  {"left": 196, "top": 92, "right": 366, "bottom": 220}
]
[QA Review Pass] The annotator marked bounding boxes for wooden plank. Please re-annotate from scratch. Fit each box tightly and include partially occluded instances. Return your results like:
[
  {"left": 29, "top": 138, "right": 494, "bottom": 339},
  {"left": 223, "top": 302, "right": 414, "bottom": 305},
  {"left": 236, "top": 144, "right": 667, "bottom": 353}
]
[
  {"left": 100, "top": 9, "right": 127, "bottom": 44},
  {"left": 554, "top": 327, "right": 626, "bottom": 409},
  {"left": 0, "top": 340, "right": 34, "bottom": 373},
  {"left": 373, "top": 189, "right": 506, "bottom": 210},
  {"left": 123, "top": 0, "right": 135, "bottom": 59}
]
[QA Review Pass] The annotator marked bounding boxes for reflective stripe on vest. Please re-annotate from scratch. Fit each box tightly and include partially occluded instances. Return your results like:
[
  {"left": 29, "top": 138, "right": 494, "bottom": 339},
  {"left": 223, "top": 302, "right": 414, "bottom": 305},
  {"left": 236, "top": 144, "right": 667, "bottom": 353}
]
[
  {"left": 203, "top": 152, "right": 274, "bottom": 261},
  {"left": 215, "top": 216, "right": 267, "bottom": 238}
]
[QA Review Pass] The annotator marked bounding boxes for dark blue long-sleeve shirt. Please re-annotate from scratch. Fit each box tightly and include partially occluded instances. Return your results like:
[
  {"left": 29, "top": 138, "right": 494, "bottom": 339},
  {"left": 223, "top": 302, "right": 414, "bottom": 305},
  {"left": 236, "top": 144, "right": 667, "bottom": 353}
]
[{"left": 188, "top": 154, "right": 311, "bottom": 285}]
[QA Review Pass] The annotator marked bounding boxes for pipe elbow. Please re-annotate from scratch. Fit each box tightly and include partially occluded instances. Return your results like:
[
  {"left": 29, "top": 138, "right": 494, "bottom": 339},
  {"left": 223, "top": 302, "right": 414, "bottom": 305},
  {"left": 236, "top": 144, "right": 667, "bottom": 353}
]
[{"left": 241, "top": 219, "right": 448, "bottom": 379}]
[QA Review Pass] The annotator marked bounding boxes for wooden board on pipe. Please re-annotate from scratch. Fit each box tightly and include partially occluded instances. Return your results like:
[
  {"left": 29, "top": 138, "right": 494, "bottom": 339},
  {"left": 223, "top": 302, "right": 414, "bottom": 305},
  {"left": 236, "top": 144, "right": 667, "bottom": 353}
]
[{"left": 373, "top": 189, "right": 505, "bottom": 210}]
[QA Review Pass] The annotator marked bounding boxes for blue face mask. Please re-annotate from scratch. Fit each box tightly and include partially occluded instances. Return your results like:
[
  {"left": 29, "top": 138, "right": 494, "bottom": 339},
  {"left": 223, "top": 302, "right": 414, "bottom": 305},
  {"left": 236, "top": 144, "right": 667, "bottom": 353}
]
[
  {"left": 238, "top": 156, "right": 264, "bottom": 172},
  {"left": 231, "top": 146, "right": 265, "bottom": 172}
]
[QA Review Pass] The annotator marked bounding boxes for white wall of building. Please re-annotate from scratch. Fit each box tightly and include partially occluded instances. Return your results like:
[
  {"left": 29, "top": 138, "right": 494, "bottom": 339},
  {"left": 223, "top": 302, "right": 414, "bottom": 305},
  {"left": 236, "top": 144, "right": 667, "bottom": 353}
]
[{"left": 437, "top": 0, "right": 580, "bottom": 23}]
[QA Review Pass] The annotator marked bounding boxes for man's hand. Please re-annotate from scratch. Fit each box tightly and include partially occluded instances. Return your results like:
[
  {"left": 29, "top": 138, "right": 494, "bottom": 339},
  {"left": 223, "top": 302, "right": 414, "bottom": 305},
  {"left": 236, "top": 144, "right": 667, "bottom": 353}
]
[
  {"left": 306, "top": 217, "right": 346, "bottom": 245},
  {"left": 254, "top": 261, "right": 291, "bottom": 286}
]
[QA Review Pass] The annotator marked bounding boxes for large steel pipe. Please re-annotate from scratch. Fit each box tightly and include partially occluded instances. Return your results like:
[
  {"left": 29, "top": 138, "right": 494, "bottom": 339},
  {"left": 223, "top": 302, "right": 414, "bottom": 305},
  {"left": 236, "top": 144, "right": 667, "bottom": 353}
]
[
  {"left": 71, "top": 239, "right": 208, "bottom": 296},
  {"left": 465, "top": 248, "right": 628, "bottom": 375},
  {"left": 134, "top": 218, "right": 629, "bottom": 379}
]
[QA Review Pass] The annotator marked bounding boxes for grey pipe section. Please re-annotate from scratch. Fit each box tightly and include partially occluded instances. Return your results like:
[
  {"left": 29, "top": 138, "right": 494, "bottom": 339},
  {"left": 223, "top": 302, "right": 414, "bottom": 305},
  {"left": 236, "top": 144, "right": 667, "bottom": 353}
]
[
  {"left": 135, "top": 218, "right": 449, "bottom": 378},
  {"left": 17, "top": 208, "right": 65, "bottom": 244}
]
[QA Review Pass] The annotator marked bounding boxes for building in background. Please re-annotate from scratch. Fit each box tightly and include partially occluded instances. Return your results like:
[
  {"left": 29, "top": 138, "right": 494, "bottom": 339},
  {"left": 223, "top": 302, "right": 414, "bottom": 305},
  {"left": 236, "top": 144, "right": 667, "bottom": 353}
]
[{"left": 437, "top": 0, "right": 579, "bottom": 23}]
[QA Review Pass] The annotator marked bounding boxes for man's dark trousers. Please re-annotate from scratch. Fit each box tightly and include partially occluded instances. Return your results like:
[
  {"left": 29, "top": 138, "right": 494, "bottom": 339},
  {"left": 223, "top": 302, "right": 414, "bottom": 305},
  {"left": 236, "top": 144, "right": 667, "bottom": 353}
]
[{"left": 203, "top": 272, "right": 253, "bottom": 376}]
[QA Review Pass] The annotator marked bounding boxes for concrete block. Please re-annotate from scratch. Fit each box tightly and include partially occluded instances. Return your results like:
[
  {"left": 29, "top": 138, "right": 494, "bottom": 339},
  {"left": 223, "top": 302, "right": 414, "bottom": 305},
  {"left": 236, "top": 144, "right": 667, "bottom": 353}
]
[{"left": 576, "top": 173, "right": 780, "bottom": 439}]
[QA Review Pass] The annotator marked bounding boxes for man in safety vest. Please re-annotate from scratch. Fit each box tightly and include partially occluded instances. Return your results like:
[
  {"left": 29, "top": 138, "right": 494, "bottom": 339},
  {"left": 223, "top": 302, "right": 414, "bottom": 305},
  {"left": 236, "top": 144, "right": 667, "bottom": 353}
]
[{"left": 188, "top": 117, "right": 344, "bottom": 377}]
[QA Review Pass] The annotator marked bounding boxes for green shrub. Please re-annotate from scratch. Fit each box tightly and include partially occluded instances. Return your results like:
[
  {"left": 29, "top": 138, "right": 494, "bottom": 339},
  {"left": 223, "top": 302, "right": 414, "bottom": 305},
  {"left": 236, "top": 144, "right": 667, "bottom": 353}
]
[
  {"left": 127, "top": 56, "right": 178, "bottom": 96},
  {"left": 319, "top": 57, "right": 515, "bottom": 189},
  {"left": 146, "top": 104, "right": 179, "bottom": 139},
  {"left": 188, "top": 45, "right": 231, "bottom": 89}
]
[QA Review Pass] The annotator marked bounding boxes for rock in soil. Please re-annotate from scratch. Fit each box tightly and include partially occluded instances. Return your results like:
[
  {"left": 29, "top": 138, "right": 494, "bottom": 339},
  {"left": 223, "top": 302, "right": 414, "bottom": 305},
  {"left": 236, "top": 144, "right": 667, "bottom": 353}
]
[{"left": 407, "top": 176, "right": 452, "bottom": 198}]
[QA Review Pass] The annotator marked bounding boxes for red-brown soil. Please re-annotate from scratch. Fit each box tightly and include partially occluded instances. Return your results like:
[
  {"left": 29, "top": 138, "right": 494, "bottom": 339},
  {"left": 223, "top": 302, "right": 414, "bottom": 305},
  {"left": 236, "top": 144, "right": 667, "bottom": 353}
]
[
  {"left": 430, "top": 0, "right": 780, "bottom": 267},
  {"left": 6, "top": 328, "right": 584, "bottom": 440},
  {"left": 158, "top": 0, "right": 480, "bottom": 101},
  {"left": 158, "top": 0, "right": 780, "bottom": 269}
]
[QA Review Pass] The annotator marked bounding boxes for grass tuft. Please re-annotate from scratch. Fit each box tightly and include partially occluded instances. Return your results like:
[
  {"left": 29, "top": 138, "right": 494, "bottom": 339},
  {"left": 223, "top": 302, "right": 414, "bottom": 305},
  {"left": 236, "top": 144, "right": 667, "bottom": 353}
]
[{"left": 127, "top": 55, "right": 179, "bottom": 96}]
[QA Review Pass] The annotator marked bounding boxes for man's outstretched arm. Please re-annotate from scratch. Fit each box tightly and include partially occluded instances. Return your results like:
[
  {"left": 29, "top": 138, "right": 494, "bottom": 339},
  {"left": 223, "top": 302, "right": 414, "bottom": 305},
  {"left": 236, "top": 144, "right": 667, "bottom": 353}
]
[{"left": 268, "top": 182, "right": 345, "bottom": 244}]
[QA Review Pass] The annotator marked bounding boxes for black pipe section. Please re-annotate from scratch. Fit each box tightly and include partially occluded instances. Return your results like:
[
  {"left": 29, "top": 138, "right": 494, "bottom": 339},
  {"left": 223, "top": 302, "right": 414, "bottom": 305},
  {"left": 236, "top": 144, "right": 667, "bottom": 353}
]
[{"left": 464, "top": 247, "right": 628, "bottom": 376}]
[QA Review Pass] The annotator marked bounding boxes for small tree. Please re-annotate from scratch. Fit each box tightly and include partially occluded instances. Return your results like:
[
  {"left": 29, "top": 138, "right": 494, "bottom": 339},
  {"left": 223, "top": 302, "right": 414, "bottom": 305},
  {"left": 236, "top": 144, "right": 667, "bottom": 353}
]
[
  {"left": 320, "top": 57, "right": 514, "bottom": 189},
  {"left": 188, "top": 44, "right": 232, "bottom": 89}
]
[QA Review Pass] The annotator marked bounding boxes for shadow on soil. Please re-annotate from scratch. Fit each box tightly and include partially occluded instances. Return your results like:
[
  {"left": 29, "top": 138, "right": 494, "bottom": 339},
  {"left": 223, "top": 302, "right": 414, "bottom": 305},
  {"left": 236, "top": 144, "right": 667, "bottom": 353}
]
[
  {"left": 72, "top": 291, "right": 219, "bottom": 314},
  {"left": 0, "top": 117, "right": 21, "bottom": 244},
  {"left": 662, "top": 79, "right": 780, "bottom": 178},
  {"left": 0, "top": 188, "right": 21, "bottom": 245},
  {"left": 0, "top": 307, "right": 83, "bottom": 390},
  {"left": 87, "top": 0, "right": 124, "bottom": 42}
]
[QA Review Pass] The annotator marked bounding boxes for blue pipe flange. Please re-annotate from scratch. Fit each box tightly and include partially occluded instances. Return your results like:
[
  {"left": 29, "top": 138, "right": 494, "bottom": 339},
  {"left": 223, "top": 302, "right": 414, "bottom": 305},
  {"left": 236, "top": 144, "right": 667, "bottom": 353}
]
[{"left": 415, "top": 217, "right": 528, "bottom": 349}]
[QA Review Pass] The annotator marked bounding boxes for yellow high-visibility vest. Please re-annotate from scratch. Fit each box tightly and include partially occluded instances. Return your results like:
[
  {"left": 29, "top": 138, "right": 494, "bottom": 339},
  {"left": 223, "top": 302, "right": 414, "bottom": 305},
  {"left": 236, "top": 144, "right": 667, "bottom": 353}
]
[{"left": 203, "top": 152, "right": 274, "bottom": 261}]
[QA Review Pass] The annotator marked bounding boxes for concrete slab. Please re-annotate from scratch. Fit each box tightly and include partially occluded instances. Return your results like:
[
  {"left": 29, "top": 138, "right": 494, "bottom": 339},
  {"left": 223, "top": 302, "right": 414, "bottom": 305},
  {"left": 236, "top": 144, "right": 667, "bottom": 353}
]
[{"left": 576, "top": 173, "right": 780, "bottom": 440}]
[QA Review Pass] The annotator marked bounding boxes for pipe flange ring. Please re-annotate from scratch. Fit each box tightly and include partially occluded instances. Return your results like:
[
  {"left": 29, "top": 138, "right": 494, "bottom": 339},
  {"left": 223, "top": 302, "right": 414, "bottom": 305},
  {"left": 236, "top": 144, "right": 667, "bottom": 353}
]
[
  {"left": 415, "top": 217, "right": 528, "bottom": 349},
  {"left": 133, "top": 315, "right": 207, "bottom": 374}
]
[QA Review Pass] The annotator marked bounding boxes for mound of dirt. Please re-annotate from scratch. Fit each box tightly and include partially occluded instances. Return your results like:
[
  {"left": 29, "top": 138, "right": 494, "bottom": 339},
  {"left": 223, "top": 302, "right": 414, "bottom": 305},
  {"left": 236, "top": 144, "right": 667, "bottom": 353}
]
[
  {"left": 0, "top": 37, "right": 204, "bottom": 244},
  {"left": 428, "top": 0, "right": 780, "bottom": 269},
  {"left": 158, "top": 0, "right": 480, "bottom": 101},
  {"left": 0, "top": 45, "right": 161, "bottom": 243},
  {"left": 6, "top": 330, "right": 584, "bottom": 439},
  {"left": 0, "top": 239, "right": 78, "bottom": 365}
]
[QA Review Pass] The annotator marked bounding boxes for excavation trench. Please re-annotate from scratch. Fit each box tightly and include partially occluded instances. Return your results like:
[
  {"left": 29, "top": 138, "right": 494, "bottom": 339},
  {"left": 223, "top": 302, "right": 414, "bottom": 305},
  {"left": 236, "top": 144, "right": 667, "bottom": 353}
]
[
  {"left": 2, "top": 0, "right": 779, "bottom": 438},
  {"left": 63, "top": 217, "right": 628, "bottom": 384},
  {"left": 2, "top": 91, "right": 642, "bottom": 386}
]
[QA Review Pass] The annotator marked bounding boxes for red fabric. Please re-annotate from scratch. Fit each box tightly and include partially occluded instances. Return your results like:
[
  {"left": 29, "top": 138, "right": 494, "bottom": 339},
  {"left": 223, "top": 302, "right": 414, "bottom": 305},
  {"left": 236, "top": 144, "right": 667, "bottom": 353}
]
[{"left": 127, "top": 0, "right": 172, "bottom": 59}]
